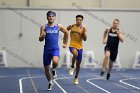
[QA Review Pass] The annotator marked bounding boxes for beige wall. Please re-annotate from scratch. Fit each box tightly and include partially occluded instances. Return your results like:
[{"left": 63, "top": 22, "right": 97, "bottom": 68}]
[
  {"left": 30, "top": 0, "right": 101, "bottom": 8},
  {"left": 1, "top": 0, "right": 140, "bottom": 8},
  {"left": 104, "top": 0, "right": 140, "bottom": 8},
  {"left": 0, "top": 0, "right": 27, "bottom": 7}
]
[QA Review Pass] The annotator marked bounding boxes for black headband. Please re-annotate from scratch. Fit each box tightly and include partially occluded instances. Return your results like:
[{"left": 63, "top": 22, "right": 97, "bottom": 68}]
[{"left": 47, "top": 12, "right": 56, "bottom": 16}]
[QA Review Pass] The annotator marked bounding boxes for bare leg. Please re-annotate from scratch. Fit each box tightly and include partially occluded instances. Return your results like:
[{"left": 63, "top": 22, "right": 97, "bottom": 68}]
[
  {"left": 52, "top": 56, "right": 59, "bottom": 79},
  {"left": 69, "top": 49, "right": 78, "bottom": 76},
  {"left": 71, "top": 49, "right": 78, "bottom": 68},
  {"left": 75, "top": 60, "right": 81, "bottom": 78},
  {"left": 101, "top": 51, "right": 110, "bottom": 72},
  {"left": 100, "top": 51, "right": 110, "bottom": 76},
  {"left": 44, "top": 65, "right": 51, "bottom": 83},
  {"left": 52, "top": 56, "right": 59, "bottom": 69},
  {"left": 106, "top": 60, "right": 113, "bottom": 80},
  {"left": 107, "top": 61, "right": 113, "bottom": 74},
  {"left": 45, "top": 65, "right": 54, "bottom": 91}
]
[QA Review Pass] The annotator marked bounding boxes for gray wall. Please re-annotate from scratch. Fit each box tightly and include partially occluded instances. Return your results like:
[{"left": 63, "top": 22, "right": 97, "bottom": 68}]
[
  {"left": 0, "top": 7, "right": 140, "bottom": 68},
  {"left": 1, "top": 0, "right": 140, "bottom": 8}
]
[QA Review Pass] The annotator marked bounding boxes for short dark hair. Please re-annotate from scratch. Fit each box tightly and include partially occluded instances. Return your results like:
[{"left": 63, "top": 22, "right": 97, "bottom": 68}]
[
  {"left": 76, "top": 15, "right": 84, "bottom": 20},
  {"left": 47, "top": 11, "right": 56, "bottom": 17}
]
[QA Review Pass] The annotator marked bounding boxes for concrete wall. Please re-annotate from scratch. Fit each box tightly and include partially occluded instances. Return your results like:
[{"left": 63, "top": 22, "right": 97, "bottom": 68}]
[
  {"left": 30, "top": 0, "right": 101, "bottom": 8},
  {"left": 104, "top": 0, "right": 140, "bottom": 8},
  {"left": 1, "top": 0, "right": 140, "bottom": 8},
  {"left": 0, "top": 7, "right": 140, "bottom": 68},
  {"left": 0, "top": 0, "right": 27, "bottom": 7}
]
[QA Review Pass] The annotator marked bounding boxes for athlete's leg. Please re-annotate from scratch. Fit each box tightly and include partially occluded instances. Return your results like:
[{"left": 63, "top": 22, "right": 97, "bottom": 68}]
[
  {"left": 106, "top": 50, "right": 118, "bottom": 80},
  {"left": 74, "top": 60, "right": 81, "bottom": 85},
  {"left": 101, "top": 51, "right": 110, "bottom": 72},
  {"left": 69, "top": 47, "right": 78, "bottom": 75},
  {"left": 52, "top": 56, "right": 59, "bottom": 78},
  {"left": 44, "top": 65, "right": 51, "bottom": 83},
  {"left": 72, "top": 56, "right": 77, "bottom": 68},
  {"left": 74, "top": 49, "right": 83, "bottom": 85},
  {"left": 52, "top": 56, "right": 59, "bottom": 69},
  {"left": 43, "top": 48, "right": 52, "bottom": 81},
  {"left": 69, "top": 47, "right": 78, "bottom": 67},
  {"left": 75, "top": 60, "right": 81, "bottom": 77},
  {"left": 106, "top": 60, "right": 113, "bottom": 80},
  {"left": 100, "top": 50, "right": 110, "bottom": 76},
  {"left": 52, "top": 48, "right": 60, "bottom": 79},
  {"left": 43, "top": 48, "right": 53, "bottom": 91},
  {"left": 108, "top": 60, "right": 113, "bottom": 74},
  {"left": 44, "top": 66, "right": 53, "bottom": 91},
  {"left": 75, "top": 49, "right": 82, "bottom": 78}
]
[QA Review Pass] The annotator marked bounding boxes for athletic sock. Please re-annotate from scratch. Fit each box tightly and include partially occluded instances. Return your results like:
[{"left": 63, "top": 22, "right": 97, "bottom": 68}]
[
  {"left": 52, "top": 68, "right": 56, "bottom": 71},
  {"left": 49, "top": 80, "right": 52, "bottom": 84}
]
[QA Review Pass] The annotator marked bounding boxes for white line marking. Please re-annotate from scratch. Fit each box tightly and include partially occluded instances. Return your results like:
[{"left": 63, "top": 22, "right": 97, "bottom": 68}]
[
  {"left": 53, "top": 76, "right": 94, "bottom": 93},
  {"left": 19, "top": 78, "right": 23, "bottom": 93},
  {"left": 86, "top": 77, "right": 111, "bottom": 93},
  {"left": 120, "top": 78, "right": 140, "bottom": 90},
  {"left": 102, "top": 72, "right": 140, "bottom": 93},
  {"left": 0, "top": 74, "right": 43, "bottom": 78},
  {"left": 19, "top": 76, "right": 44, "bottom": 93},
  {"left": 108, "top": 80, "right": 139, "bottom": 93},
  {"left": 76, "top": 85, "right": 90, "bottom": 93},
  {"left": 26, "top": 69, "right": 39, "bottom": 93},
  {"left": 0, "top": 75, "right": 27, "bottom": 78},
  {"left": 53, "top": 78, "right": 67, "bottom": 93},
  {"left": 18, "top": 71, "right": 140, "bottom": 93},
  {"left": 19, "top": 75, "right": 93, "bottom": 93}
]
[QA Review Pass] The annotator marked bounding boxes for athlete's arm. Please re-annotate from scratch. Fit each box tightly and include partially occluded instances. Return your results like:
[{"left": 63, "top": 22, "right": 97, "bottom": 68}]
[
  {"left": 67, "top": 25, "right": 72, "bottom": 31},
  {"left": 39, "top": 25, "right": 46, "bottom": 42},
  {"left": 58, "top": 24, "right": 69, "bottom": 48},
  {"left": 82, "top": 25, "right": 87, "bottom": 41},
  {"left": 103, "top": 28, "right": 109, "bottom": 44},
  {"left": 116, "top": 30, "right": 124, "bottom": 43}
]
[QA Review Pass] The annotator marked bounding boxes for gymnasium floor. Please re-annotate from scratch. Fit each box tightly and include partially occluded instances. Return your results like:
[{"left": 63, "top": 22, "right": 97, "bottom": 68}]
[{"left": 0, "top": 67, "right": 140, "bottom": 93}]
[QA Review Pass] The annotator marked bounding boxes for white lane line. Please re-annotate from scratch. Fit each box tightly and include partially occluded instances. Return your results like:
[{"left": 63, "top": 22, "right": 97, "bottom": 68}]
[
  {"left": 0, "top": 74, "right": 43, "bottom": 78},
  {"left": 93, "top": 73, "right": 140, "bottom": 93},
  {"left": 19, "top": 72, "right": 140, "bottom": 93},
  {"left": 19, "top": 76, "right": 44, "bottom": 93},
  {"left": 53, "top": 69, "right": 138, "bottom": 93},
  {"left": 88, "top": 76, "right": 138, "bottom": 93},
  {"left": 53, "top": 78, "right": 67, "bottom": 93},
  {"left": 19, "top": 75, "right": 93, "bottom": 93},
  {"left": 76, "top": 85, "right": 90, "bottom": 93},
  {"left": 0, "top": 75, "right": 28, "bottom": 78},
  {"left": 53, "top": 75, "right": 96, "bottom": 93},
  {"left": 26, "top": 69, "right": 39, "bottom": 93},
  {"left": 86, "top": 77, "right": 111, "bottom": 93},
  {"left": 119, "top": 78, "right": 140, "bottom": 90},
  {"left": 108, "top": 80, "right": 139, "bottom": 93}
]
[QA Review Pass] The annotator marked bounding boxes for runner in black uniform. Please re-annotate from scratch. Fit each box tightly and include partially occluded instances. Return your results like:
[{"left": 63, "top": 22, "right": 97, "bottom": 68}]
[{"left": 100, "top": 19, "right": 124, "bottom": 80}]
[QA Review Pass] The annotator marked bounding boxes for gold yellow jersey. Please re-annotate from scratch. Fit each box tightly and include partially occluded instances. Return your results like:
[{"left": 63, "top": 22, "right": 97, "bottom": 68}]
[{"left": 69, "top": 25, "right": 83, "bottom": 49}]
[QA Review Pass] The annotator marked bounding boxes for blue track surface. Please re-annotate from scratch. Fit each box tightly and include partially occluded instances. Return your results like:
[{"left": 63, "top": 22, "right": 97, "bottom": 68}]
[{"left": 0, "top": 68, "right": 140, "bottom": 93}]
